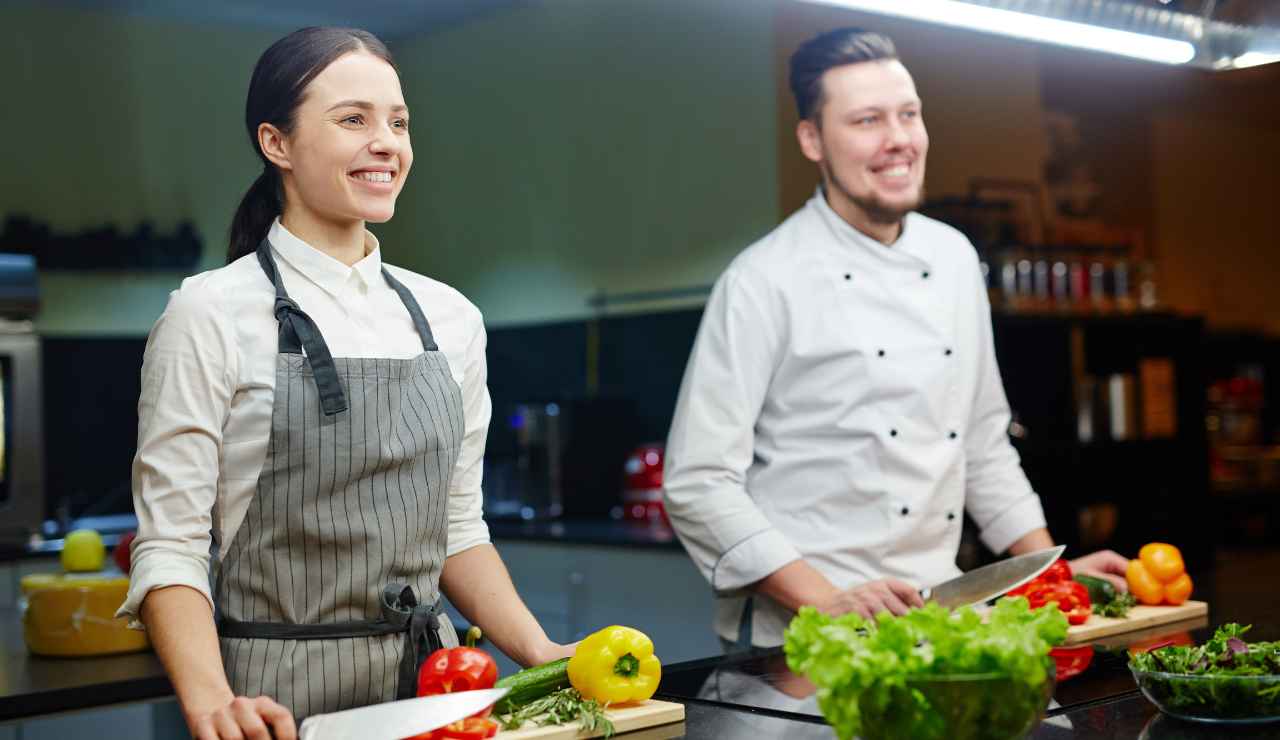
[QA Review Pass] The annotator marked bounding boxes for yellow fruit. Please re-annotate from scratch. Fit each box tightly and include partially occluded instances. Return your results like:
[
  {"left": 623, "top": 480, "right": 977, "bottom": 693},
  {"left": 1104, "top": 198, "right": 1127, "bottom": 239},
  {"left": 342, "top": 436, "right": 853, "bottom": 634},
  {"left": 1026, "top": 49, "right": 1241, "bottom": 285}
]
[{"left": 61, "top": 529, "right": 106, "bottom": 573}]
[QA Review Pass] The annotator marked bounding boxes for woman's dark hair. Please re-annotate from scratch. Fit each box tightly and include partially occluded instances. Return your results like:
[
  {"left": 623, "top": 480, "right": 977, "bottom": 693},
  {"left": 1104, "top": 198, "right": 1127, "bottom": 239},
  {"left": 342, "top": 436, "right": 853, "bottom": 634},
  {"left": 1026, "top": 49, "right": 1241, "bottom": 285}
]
[
  {"left": 789, "top": 27, "right": 898, "bottom": 123},
  {"left": 227, "top": 27, "right": 396, "bottom": 263}
]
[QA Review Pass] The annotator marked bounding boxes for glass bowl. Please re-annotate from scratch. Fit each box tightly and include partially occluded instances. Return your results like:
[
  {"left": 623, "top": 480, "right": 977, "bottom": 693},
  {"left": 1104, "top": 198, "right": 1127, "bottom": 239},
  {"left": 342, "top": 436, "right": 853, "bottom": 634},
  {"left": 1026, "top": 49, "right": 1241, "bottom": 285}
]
[
  {"left": 1130, "top": 667, "right": 1280, "bottom": 724},
  {"left": 855, "top": 670, "right": 1055, "bottom": 740}
]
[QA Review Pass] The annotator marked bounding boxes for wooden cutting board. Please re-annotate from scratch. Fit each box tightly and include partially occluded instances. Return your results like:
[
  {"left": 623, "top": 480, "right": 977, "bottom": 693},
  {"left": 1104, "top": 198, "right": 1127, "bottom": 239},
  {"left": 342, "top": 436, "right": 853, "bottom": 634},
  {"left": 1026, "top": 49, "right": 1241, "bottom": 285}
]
[
  {"left": 1062, "top": 600, "right": 1208, "bottom": 645},
  {"left": 492, "top": 699, "right": 684, "bottom": 739}
]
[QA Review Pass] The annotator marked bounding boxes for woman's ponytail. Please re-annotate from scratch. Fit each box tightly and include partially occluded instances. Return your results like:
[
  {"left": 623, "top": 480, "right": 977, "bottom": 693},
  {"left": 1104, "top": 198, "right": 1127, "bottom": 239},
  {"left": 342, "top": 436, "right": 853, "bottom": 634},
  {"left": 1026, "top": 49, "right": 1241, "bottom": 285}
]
[{"left": 226, "top": 167, "right": 281, "bottom": 263}]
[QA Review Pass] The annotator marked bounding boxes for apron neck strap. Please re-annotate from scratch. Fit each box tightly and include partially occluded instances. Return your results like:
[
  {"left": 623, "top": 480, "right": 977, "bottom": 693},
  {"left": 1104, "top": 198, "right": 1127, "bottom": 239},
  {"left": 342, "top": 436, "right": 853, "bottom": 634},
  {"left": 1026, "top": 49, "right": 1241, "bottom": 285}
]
[
  {"left": 380, "top": 268, "right": 439, "bottom": 352},
  {"left": 254, "top": 239, "right": 444, "bottom": 416},
  {"left": 256, "top": 239, "right": 348, "bottom": 416}
]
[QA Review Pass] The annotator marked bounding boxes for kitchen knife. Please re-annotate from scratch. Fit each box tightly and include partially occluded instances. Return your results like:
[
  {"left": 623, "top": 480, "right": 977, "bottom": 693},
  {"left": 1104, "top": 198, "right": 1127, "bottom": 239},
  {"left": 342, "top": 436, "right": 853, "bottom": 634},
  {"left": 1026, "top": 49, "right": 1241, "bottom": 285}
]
[
  {"left": 298, "top": 687, "right": 508, "bottom": 740},
  {"left": 920, "top": 545, "right": 1067, "bottom": 610}
]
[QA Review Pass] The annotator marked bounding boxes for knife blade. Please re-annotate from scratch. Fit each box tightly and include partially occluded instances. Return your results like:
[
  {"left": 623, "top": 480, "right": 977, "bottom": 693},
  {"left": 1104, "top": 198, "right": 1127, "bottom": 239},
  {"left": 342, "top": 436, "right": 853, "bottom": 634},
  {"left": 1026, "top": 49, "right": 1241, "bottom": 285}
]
[
  {"left": 920, "top": 545, "right": 1066, "bottom": 609},
  {"left": 298, "top": 687, "right": 509, "bottom": 740}
]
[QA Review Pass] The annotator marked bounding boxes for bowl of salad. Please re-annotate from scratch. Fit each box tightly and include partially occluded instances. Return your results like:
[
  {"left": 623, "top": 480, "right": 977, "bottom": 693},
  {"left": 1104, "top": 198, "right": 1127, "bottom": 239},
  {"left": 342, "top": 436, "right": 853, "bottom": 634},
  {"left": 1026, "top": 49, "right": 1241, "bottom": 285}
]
[
  {"left": 856, "top": 670, "right": 1055, "bottom": 740},
  {"left": 1129, "top": 624, "right": 1280, "bottom": 724},
  {"left": 784, "top": 598, "right": 1066, "bottom": 740}
]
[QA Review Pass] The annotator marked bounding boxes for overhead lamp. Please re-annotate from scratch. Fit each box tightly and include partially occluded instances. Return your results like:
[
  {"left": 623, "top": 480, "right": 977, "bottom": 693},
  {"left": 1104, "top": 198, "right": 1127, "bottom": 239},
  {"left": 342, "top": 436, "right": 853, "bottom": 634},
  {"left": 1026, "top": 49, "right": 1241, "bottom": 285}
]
[
  {"left": 1232, "top": 51, "right": 1280, "bottom": 69},
  {"left": 798, "top": 0, "right": 1198, "bottom": 65}
]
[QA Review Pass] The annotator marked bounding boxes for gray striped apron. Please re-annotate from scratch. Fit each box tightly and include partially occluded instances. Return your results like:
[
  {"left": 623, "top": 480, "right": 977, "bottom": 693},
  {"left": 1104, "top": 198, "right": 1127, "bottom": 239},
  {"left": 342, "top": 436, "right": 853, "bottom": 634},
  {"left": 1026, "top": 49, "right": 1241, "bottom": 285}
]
[{"left": 214, "top": 240, "right": 463, "bottom": 721}]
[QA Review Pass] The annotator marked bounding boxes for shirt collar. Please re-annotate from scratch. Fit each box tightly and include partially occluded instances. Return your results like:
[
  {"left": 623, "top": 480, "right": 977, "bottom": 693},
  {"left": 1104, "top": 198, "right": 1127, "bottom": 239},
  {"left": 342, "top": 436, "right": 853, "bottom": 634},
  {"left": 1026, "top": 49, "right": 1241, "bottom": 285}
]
[
  {"left": 267, "top": 218, "right": 383, "bottom": 297},
  {"left": 808, "top": 187, "right": 935, "bottom": 269}
]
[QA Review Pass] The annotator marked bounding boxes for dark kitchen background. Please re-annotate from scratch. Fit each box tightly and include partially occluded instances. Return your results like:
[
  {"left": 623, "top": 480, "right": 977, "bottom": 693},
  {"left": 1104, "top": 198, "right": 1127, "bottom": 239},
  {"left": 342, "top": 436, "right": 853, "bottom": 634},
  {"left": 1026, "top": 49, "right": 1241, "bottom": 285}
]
[{"left": 16, "top": 0, "right": 1278, "bottom": 569}]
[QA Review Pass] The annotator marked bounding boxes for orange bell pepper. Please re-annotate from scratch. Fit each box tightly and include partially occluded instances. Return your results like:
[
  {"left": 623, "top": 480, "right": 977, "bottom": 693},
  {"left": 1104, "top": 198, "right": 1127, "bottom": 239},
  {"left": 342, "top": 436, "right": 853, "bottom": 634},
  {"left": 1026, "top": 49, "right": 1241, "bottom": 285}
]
[
  {"left": 1164, "top": 572, "right": 1193, "bottom": 605},
  {"left": 1127, "top": 543, "right": 1192, "bottom": 606},
  {"left": 1126, "top": 560, "right": 1165, "bottom": 605},
  {"left": 1139, "top": 543, "right": 1185, "bottom": 582}
]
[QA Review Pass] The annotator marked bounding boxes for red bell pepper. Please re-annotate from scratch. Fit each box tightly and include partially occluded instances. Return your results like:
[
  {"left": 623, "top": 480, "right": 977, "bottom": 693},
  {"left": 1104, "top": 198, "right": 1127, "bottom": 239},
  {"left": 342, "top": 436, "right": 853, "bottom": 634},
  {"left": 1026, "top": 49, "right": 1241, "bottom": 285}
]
[
  {"left": 1006, "top": 559, "right": 1073, "bottom": 597},
  {"left": 403, "top": 717, "right": 499, "bottom": 740},
  {"left": 1049, "top": 645, "right": 1094, "bottom": 682},
  {"left": 417, "top": 627, "right": 499, "bottom": 696},
  {"left": 1023, "top": 580, "right": 1092, "bottom": 625}
]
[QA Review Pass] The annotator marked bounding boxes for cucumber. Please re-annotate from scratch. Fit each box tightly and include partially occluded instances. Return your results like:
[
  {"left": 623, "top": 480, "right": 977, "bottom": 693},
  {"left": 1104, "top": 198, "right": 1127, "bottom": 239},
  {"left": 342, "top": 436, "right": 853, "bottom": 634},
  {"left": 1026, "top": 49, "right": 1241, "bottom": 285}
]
[
  {"left": 1074, "top": 574, "right": 1117, "bottom": 605},
  {"left": 493, "top": 657, "right": 572, "bottom": 712}
]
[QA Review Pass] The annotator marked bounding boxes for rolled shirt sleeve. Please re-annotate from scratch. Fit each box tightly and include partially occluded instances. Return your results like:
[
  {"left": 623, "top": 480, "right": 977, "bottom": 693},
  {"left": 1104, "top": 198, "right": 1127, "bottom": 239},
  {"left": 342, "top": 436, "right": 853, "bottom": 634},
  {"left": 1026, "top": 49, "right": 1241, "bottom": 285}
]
[
  {"left": 663, "top": 266, "right": 801, "bottom": 593},
  {"left": 963, "top": 280, "right": 1047, "bottom": 554},
  {"left": 117, "top": 284, "right": 236, "bottom": 628},
  {"left": 445, "top": 307, "right": 492, "bottom": 558}
]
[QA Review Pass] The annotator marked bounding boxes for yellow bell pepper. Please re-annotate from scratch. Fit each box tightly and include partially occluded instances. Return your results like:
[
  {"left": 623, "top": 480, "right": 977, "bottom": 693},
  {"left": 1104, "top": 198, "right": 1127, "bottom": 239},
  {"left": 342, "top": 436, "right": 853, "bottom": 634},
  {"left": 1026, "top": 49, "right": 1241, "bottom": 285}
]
[{"left": 567, "top": 625, "right": 662, "bottom": 705}]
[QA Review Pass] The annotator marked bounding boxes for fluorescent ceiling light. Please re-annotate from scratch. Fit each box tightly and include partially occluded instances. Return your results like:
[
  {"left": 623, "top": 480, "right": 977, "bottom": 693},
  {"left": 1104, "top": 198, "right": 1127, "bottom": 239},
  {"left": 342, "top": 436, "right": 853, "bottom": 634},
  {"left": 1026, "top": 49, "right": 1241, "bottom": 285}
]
[
  {"left": 1232, "top": 51, "right": 1280, "bottom": 69},
  {"left": 799, "top": 0, "right": 1198, "bottom": 65}
]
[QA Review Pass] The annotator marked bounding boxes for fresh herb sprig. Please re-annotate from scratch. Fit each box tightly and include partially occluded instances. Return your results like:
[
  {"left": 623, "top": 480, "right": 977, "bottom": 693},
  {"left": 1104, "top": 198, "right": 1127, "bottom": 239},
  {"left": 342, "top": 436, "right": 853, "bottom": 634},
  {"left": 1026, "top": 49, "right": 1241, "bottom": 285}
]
[
  {"left": 1093, "top": 593, "right": 1137, "bottom": 618},
  {"left": 495, "top": 687, "right": 616, "bottom": 738}
]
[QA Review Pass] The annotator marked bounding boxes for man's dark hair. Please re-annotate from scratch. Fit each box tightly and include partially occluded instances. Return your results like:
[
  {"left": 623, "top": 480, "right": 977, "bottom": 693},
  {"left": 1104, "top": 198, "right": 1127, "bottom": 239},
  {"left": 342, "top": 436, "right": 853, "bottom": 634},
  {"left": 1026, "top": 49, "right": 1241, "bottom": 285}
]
[{"left": 789, "top": 27, "right": 898, "bottom": 121}]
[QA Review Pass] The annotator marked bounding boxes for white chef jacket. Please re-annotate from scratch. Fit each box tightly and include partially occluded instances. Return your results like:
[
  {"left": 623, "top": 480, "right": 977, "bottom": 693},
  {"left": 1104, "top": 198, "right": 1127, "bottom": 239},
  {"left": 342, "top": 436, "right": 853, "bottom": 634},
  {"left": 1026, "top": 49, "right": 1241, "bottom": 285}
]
[
  {"left": 663, "top": 190, "right": 1046, "bottom": 647},
  {"left": 118, "top": 219, "right": 492, "bottom": 627}
]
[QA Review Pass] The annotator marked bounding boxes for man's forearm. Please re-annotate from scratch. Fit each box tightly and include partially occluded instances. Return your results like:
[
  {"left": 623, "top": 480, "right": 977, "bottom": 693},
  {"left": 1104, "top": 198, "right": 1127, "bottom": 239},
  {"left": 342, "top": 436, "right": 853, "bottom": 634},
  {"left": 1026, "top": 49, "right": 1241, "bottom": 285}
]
[
  {"left": 139, "top": 586, "right": 234, "bottom": 722},
  {"left": 752, "top": 559, "right": 840, "bottom": 613},
  {"left": 1007, "top": 527, "right": 1055, "bottom": 556}
]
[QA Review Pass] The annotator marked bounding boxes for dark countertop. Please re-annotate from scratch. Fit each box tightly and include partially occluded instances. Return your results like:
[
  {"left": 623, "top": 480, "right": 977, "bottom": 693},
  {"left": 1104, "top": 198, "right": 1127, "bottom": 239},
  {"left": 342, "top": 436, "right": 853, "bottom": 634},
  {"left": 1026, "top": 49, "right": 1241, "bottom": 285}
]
[
  {"left": 487, "top": 517, "right": 682, "bottom": 549},
  {"left": 0, "top": 607, "right": 171, "bottom": 722},
  {"left": 655, "top": 547, "right": 1280, "bottom": 738},
  {"left": 668, "top": 689, "right": 1280, "bottom": 739},
  {"left": 4, "top": 548, "right": 1277, "bottom": 735}
]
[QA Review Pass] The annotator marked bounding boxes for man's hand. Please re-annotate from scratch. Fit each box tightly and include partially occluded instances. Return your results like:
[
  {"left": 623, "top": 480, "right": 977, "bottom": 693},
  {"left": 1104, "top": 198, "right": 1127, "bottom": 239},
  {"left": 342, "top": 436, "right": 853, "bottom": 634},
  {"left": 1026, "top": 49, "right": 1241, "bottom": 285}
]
[
  {"left": 815, "top": 579, "right": 924, "bottom": 620},
  {"left": 1069, "top": 549, "right": 1130, "bottom": 594}
]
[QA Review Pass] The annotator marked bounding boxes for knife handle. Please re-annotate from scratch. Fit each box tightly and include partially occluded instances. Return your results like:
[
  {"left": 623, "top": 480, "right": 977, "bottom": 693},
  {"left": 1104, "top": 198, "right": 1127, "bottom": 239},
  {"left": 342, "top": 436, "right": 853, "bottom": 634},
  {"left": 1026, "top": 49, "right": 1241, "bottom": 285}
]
[{"left": 918, "top": 587, "right": 932, "bottom": 602}]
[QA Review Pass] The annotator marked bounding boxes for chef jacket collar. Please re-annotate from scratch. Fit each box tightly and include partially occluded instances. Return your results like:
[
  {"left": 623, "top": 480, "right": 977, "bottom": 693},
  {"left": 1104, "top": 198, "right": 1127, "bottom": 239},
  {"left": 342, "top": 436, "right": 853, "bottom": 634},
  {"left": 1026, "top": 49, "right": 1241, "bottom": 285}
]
[
  {"left": 268, "top": 218, "right": 384, "bottom": 299},
  {"left": 809, "top": 187, "right": 937, "bottom": 271}
]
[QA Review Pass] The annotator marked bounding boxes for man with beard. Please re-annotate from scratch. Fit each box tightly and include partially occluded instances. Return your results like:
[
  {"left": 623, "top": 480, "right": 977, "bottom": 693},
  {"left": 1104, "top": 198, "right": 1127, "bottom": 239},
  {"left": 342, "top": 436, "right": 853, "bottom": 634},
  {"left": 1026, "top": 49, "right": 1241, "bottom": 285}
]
[{"left": 662, "top": 27, "right": 1128, "bottom": 650}]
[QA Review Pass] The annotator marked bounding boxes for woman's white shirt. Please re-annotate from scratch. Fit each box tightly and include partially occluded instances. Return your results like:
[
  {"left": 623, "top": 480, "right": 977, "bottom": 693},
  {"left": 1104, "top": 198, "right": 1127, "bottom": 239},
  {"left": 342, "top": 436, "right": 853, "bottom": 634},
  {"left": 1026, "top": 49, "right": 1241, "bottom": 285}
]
[{"left": 118, "top": 219, "right": 491, "bottom": 627}]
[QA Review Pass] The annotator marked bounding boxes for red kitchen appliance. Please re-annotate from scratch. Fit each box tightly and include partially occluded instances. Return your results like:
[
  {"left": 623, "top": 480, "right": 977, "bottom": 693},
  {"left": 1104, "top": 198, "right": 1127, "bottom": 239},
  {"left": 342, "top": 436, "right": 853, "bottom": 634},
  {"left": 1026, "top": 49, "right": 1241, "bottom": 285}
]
[{"left": 622, "top": 443, "right": 668, "bottom": 525}]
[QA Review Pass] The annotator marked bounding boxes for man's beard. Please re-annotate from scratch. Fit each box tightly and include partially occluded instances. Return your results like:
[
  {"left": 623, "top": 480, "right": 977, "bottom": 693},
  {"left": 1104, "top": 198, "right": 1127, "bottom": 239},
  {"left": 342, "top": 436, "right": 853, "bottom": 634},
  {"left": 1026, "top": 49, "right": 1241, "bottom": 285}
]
[{"left": 822, "top": 161, "right": 923, "bottom": 225}]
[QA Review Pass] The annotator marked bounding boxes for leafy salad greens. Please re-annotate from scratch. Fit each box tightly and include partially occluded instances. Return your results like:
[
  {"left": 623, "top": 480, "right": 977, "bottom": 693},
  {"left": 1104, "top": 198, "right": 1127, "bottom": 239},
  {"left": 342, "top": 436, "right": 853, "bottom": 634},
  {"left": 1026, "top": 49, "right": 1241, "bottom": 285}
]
[
  {"left": 1129, "top": 623, "right": 1280, "bottom": 720},
  {"left": 784, "top": 598, "right": 1067, "bottom": 740}
]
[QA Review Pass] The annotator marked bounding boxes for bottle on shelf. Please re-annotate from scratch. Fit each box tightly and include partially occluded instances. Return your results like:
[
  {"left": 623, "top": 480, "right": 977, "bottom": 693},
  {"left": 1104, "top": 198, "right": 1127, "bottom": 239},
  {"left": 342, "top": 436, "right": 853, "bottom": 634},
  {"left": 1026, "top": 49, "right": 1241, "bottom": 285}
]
[
  {"left": 1068, "top": 247, "right": 1089, "bottom": 313},
  {"left": 1112, "top": 246, "right": 1135, "bottom": 313},
  {"left": 1088, "top": 246, "right": 1113, "bottom": 314},
  {"left": 1051, "top": 255, "right": 1070, "bottom": 313},
  {"left": 1032, "top": 247, "right": 1051, "bottom": 312},
  {"left": 1138, "top": 260, "right": 1160, "bottom": 311},
  {"left": 999, "top": 246, "right": 1020, "bottom": 311}
]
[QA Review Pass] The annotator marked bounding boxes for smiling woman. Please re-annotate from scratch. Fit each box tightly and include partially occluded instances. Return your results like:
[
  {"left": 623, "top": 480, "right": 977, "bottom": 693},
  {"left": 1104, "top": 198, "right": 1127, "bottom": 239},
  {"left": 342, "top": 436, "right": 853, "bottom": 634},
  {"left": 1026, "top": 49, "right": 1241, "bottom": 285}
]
[
  {"left": 225, "top": 27, "right": 409, "bottom": 264},
  {"left": 119, "top": 26, "right": 574, "bottom": 740}
]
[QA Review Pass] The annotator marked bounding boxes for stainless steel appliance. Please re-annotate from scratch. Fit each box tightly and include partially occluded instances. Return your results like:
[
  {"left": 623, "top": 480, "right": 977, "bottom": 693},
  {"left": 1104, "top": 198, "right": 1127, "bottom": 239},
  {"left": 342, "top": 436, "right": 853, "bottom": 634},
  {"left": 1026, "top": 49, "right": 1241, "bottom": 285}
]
[
  {"left": 0, "top": 254, "right": 43, "bottom": 552},
  {"left": 483, "top": 397, "right": 639, "bottom": 520},
  {"left": 483, "top": 402, "right": 565, "bottom": 520}
]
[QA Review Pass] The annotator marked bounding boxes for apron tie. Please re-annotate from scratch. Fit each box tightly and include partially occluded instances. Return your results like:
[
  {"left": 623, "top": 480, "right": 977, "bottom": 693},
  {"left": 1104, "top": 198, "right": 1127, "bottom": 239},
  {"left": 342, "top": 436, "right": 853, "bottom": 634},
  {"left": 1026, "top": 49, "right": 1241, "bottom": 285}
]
[{"left": 382, "top": 583, "right": 445, "bottom": 700}]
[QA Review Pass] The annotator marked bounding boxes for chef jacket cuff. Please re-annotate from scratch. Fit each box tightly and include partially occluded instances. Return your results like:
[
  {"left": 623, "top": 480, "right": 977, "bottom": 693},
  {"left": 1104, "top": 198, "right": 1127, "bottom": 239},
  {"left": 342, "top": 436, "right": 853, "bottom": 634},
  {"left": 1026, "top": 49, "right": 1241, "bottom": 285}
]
[
  {"left": 116, "top": 549, "right": 213, "bottom": 630},
  {"left": 710, "top": 527, "right": 802, "bottom": 594},
  {"left": 978, "top": 495, "right": 1048, "bottom": 555}
]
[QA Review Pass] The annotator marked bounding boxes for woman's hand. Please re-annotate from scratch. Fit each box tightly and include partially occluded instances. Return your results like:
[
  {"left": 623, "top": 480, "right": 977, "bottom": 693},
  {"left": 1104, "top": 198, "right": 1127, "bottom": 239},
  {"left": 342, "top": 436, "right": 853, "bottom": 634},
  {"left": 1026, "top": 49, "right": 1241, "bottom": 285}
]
[
  {"left": 527, "top": 639, "right": 578, "bottom": 666},
  {"left": 188, "top": 695, "right": 296, "bottom": 740}
]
